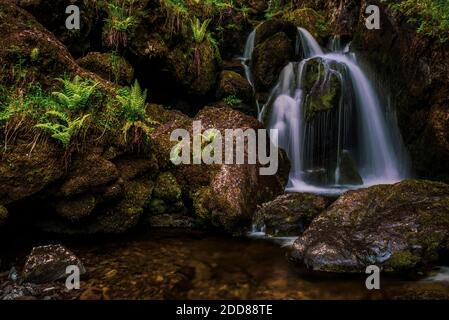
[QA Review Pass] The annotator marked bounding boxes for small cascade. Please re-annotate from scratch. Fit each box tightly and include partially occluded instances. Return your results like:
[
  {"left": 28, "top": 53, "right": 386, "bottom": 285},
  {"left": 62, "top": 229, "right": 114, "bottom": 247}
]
[{"left": 242, "top": 27, "right": 409, "bottom": 194}]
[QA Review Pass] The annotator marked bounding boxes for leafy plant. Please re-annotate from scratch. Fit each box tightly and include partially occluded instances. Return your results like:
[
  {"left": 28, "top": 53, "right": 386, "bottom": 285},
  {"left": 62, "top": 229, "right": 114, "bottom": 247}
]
[
  {"left": 52, "top": 75, "right": 98, "bottom": 111},
  {"left": 265, "top": 0, "right": 283, "bottom": 19},
  {"left": 115, "top": 80, "right": 158, "bottom": 144},
  {"left": 104, "top": 0, "right": 144, "bottom": 49},
  {"left": 223, "top": 95, "right": 242, "bottom": 107},
  {"left": 191, "top": 17, "right": 211, "bottom": 44},
  {"left": 160, "top": 0, "right": 188, "bottom": 35},
  {"left": 35, "top": 110, "right": 90, "bottom": 147}
]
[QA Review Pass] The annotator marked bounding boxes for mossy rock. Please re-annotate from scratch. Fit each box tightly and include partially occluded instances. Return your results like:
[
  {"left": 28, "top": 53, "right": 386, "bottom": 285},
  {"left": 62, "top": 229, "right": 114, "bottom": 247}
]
[
  {"left": 254, "top": 193, "right": 329, "bottom": 237},
  {"left": 283, "top": 8, "right": 330, "bottom": 41},
  {"left": 252, "top": 31, "right": 294, "bottom": 92},
  {"left": 291, "top": 180, "right": 449, "bottom": 274},
  {"left": 191, "top": 186, "right": 214, "bottom": 220},
  {"left": 77, "top": 52, "right": 134, "bottom": 85},
  {"left": 167, "top": 40, "right": 220, "bottom": 96},
  {"left": 217, "top": 70, "right": 253, "bottom": 103},
  {"left": 0, "top": 205, "right": 8, "bottom": 225},
  {"left": 303, "top": 58, "right": 341, "bottom": 122},
  {"left": 337, "top": 150, "right": 363, "bottom": 185},
  {"left": 153, "top": 172, "right": 182, "bottom": 203}
]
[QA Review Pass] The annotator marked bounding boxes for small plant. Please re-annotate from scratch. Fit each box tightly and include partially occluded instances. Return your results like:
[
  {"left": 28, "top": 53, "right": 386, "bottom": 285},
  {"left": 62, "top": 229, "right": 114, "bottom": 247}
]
[
  {"left": 35, "top": 110, "right": 90, "bottom": 147},
  {"left": 115, "top": 80, "right": 158, "bottom": 145},
  {"left": 191, "top": 17, "right": 211, "bottom": 44},
  {"left": 160, "top": 0, "right": 188, "bottom": 35},
  {"left": 104, "top": 0, "right": 144, "bottom": 49},
  {"left": 223, "top": 95, "right": 242, "bottom": 107},
  {"left": 265, "top": 0, "right": 283, "bottom": 19}
]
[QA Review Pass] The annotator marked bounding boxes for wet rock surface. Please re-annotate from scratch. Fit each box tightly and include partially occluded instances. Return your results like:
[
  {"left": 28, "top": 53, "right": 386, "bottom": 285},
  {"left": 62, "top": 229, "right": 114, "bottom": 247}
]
[
  {"left": 254, "top": 193, "right": 329, "bottom": 237},
  {"left": 21, "top": 244, "right": 85, "bottom": 284},
  {"left": 291, "top": 180, "right": 449, "bottom": 273}
]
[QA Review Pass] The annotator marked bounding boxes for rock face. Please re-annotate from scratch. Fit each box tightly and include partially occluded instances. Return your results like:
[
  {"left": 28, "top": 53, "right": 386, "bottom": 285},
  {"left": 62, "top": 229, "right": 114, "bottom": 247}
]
[
  {"left": 22, "top": 244, "right": 86, "bottom": 284},
  {"left": 151, "top": 106, "right": 290, "bottom": 233},
  {"left": 291, "top": 180, "right": 449, "bottom": 273},
  {"left": 0, "top": 205, "right": 8, "bottom": 225},
  {"left": 254, "top": 193, "right": 329, "bottom": 236}
]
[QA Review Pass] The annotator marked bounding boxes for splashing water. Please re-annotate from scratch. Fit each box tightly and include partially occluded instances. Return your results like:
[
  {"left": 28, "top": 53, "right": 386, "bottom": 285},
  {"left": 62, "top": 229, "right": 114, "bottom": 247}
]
[{"left": 242, "top": 27, "right": 409, "bottom": 194}]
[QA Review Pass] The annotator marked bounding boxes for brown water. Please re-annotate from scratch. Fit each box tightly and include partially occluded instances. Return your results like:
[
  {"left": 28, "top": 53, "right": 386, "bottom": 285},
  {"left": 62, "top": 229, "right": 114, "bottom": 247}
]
[{"left": 63, "top": 229, "right": 449, "bottom": 300}]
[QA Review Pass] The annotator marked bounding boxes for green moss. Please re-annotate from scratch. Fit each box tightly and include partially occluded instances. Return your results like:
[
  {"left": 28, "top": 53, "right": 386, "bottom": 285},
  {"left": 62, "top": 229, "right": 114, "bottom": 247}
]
[
  {"left": 283, "top": 8, "right": 330, "bottom": 40},
  {"left": 386, "top": 250, "right": 421, "bottom": 271},
  {"left": 153, "top": 172, "right": 182, "bottom": 203},
  {"left": 191, "top": 186, "right": 214, "bottom": 220}
]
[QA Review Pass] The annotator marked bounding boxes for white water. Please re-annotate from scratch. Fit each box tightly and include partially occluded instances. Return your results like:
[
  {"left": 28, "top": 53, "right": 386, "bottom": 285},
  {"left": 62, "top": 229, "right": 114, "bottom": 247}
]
[{"left": 241, "top": 28, "right": 409, "bottom": 194}]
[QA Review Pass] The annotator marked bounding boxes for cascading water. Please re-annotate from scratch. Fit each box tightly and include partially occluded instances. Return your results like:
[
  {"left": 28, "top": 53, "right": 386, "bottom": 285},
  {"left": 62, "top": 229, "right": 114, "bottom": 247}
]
[{"left": 242, "top": 27, "right": 409, "bottom": 194}]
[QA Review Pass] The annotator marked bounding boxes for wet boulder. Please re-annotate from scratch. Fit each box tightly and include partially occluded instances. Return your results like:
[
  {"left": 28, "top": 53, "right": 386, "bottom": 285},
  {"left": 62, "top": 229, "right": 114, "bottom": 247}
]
[
  {"left": 337, "top": 150, "right": 363, "bottom": 185},
  {"left": 252, "top": 27, "right": 295, "bottom": 92},
  {"left": 21, "top": 244, "right": 85, "bottom": 284},
  {"left": 77, "top": 52, "right": 134, "bottom": 85},
  {"left": 150, "top": 106, "right": 290, "bottom": 233},
  {"left": 291, "top": 180, "right": 449, "bottom": 273},
  {"left": 254, "top": 193, "right": 329, "bottom": 237}
]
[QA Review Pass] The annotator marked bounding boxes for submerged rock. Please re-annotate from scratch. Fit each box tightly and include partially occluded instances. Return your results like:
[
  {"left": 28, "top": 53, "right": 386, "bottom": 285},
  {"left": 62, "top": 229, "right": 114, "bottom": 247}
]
[
  {"left": 254, "top": 193, "right": 329, "bottom": 237},
  {"left": 291, "top": 180, "right": 449, "bottom": 273},
  {"left": 22, "top": 244, "right": 85, "bottom": 284}
]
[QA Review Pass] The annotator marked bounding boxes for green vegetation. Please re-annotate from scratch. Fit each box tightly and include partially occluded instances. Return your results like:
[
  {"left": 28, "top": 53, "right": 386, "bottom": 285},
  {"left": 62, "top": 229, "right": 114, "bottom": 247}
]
[
  {"left": 104, "top": 0, "right": 145, "bottom": 48},
  {"left": 114, "top": 80, "right": 158, "bottom": 144},
  {"left": 160, "top": 0, "right": 189, "bottom": 35},
  {"left": 223, "top": 95, "right": 242, "bottom": 107},
  {"left": 265, "top": 0, "right": 283, "bottom": 19},
  {"left": 52, "top": 75, "right": 99, "bottom": 111},
  {"left": 385, "top": 0, "right": 449, "bottom": 42},
  {"left": 191, "top": 17, "right": 211, "bottom": 44},
  {"left": 35, "top": 111, "right": 90, "bottom": 147}
]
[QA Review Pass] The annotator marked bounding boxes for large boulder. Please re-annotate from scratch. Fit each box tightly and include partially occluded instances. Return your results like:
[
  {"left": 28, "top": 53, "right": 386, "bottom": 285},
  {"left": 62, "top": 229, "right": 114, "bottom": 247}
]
[
  {"left": 254, "top": 193, "right": 329, "bottom": 236},
  {"left": 167, "top": 41, "right": 220, "bottom": 96},
  {"left": 150, "top": 105, "right": 290, "bottom": 233},
  {"left": 252, "top": 20, "right": 297, "bottom": 92},
  {"left": 21, "top": 244, "right": 86, "bottom": 284},
  {"left": 291, "top": 180, "right": 449, "bottom": 273}
]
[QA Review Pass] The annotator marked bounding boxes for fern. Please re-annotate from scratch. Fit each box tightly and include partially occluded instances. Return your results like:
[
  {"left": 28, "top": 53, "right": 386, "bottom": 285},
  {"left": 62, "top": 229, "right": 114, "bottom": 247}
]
[
  {"left": 35, "top": 110, "right": 90, "bottom": 147},
  {"left": 191, "top": 18, "right": 211, "bottom": 44},
  {"left": 52, "top": 75, "right": 98, "bottom": 111}
]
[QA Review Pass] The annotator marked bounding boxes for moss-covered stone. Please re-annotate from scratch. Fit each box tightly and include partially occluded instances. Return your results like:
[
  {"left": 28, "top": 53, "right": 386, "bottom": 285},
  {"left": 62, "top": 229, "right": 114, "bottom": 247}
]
[
  {"left": 77, "top": 52, "right": 134, "bottom": 85},
  {"left": 153, "top": 172, "right": 182, "bottom": 203},
  {"left": 217, "top": 70, "right": 253, "bottom": 103},
  {"left": 167, "top": 40, "right": 220, "bottom": 96},
  {"left": 337, "top": 150, "right": 363, "bottom": 185},
  {"left": 303, "top": 58, "right": 341, "bottom": 122},
  {"left": 283, "top": 8, "right": 330, "bottom": 41},
  {"left": 254, "top": 193, "right": 329, "bottom": 236},
  {"left": 252, "top": 31, "right": 294, "bottom": 92},
  {"left": 291, "top": 179, "right": 449, "bottom": 274}
]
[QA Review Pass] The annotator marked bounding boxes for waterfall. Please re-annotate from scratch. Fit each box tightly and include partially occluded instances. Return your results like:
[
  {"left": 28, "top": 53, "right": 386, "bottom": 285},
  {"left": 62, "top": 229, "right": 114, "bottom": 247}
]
[{"left": 241, "top": 27, "right": 409, "bottom": 194}]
